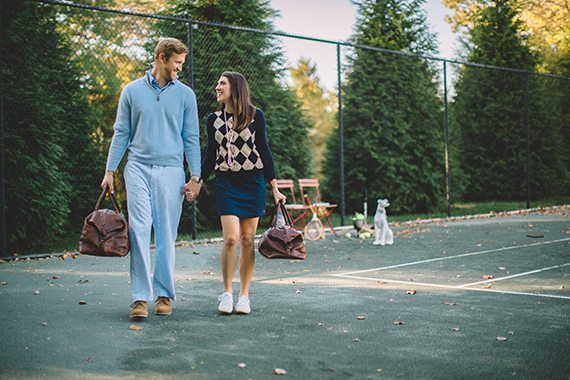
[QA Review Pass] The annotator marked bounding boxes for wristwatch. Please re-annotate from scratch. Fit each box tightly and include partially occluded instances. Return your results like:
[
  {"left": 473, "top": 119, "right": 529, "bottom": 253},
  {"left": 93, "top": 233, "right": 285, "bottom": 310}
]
[{"left": 190, "top": 175, "right": 203, "bottom": 185}]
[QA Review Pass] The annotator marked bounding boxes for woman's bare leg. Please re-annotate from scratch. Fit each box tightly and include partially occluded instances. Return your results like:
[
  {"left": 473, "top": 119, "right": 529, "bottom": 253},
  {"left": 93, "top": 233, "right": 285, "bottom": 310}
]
[
  {"left": 220, "top": 215, "right": 241, "bottom": 293},
  {"left": 238, "top": 217, "right": 259, "bottom": 296}
]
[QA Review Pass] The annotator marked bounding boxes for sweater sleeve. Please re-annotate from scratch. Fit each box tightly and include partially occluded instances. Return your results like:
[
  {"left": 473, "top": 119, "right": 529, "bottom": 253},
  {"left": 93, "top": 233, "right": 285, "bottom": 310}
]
[
  {"left": 182, "top": 89, "right": 201, "bottom": 176},
  {"left": 200, "top": 113, "right": 218, "bottom": 180},
  {"left": 106, "top": 86, "right": 131, "bottom": 171},
  {"left": 255, "top": 109, "right": 277, "bottom": 181}
]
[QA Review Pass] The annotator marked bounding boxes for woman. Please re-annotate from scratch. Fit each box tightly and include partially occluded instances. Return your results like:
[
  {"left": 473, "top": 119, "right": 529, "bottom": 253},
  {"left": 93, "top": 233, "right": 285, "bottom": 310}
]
[{"left": 193, "top": 71, "right": 286, "bottom": 315}]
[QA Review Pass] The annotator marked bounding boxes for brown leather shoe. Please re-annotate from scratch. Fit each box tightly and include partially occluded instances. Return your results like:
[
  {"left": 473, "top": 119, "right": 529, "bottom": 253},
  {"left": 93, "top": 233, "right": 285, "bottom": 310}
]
[
  {"left": 155, "top": 297, "right": 172, "bottom": 316},
  {"left": 129, "top": 301, "right": 148, "bottom": 319}
]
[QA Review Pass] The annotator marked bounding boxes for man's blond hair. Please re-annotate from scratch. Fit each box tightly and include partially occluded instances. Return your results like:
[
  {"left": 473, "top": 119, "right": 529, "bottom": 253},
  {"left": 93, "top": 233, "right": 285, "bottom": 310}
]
[{"left": 154, "top": 38, "right": 188, "bottom": 60}]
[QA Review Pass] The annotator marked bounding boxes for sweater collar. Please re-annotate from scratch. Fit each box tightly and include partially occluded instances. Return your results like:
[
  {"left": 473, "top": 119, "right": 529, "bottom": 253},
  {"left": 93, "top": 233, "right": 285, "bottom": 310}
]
[{"left": 145, "top": 70, "right": 177, "bottom": 90}]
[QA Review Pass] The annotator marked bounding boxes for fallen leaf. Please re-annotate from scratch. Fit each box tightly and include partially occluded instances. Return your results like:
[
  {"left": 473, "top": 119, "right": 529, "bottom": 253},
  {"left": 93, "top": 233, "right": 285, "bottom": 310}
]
[
  {"left": 393, "top": 320, "right": 404, "bottom": 325},
  {"left": 559, "top": 285, "right": 565, "bottom": 290},
  {"left": 295, "top": 290, "right": 302, "bottom": 294},
  {"left": 405, "top": 289, "right": 417, "bottom": 295},
  {"left": 452, "top": 327, "right": 460, "bottom": 332},
  {"left": 78, "top": 279, "right": 89, "bottom": 284},
  {"left": 192, "top": 251, "right": 200, "bottom": 255},
  {"left": 129, "top": 325, "right": 143, "bottom": 331},
  {"left": 274, "top": 368, "right": 287, "bottom": 375},
  {"left": 238, "top": 363, "right": 246, "bottom": 368},
  {"left": 496, "top": 336, "right": 508, "bottom": 341},
  {"left": 52, "top": 275, "right": 60, "bottom": 280},
  {"left": 353, "top": 338, "right": 360, "bottom": 342},
  {"left": 508, "top": 331, "right": 514, "bottom": 335},
  {"left": 42, "top": 322, "right": 48, "bottom": 327},
  {"left": 78, "top": 300, "right": 87, "bottom": 305},
  {"left": 526, "top": 234, "right": 544, "bottom": 238},
  {"left": 442, "top": 301, "right": 458, "bottom": 306},
  {"left": 1, "top": 282, "right": 7, "bottom": 286},
  {"left": 356, "top": 315, "right": 366, "bottom": 320},
  {"left": 482, "top": 275, "right": 494, "bottom": 279},
  {"left": 482, "top": 285, "right": 492, "bottom": 289}
]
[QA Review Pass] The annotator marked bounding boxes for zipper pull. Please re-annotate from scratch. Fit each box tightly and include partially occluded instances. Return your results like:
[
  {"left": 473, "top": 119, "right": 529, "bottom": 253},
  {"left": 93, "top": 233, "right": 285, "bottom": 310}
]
[{"left": 157, "top": 94, "right": 160, "bottom": 101}]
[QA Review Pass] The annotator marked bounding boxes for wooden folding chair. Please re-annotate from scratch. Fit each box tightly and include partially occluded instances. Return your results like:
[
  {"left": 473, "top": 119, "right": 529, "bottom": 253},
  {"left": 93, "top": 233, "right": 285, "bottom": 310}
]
[
  {"left": 298, "top": 178, "right": 338, "bottom": 235},
  {"left": 274, "top": 179, "right": 310, "bottom": 228}
]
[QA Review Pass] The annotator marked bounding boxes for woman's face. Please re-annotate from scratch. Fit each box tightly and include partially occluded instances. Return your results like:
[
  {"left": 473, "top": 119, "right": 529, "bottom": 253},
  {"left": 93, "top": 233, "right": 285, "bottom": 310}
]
[{"left": 215, "top": 76, "right": 231, "bottom": 104}]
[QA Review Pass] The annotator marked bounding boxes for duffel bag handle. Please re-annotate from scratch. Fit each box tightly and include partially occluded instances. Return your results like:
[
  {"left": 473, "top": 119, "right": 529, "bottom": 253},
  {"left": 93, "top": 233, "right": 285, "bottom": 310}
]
[{"left": 95, "top": 187, "right": 122, "bottom": 213}]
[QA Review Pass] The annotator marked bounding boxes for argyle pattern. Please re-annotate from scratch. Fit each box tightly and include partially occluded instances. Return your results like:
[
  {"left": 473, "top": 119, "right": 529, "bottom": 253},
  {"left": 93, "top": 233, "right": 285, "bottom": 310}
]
[{"left": 213, "top": 111, "right": 264, "bottom": 172}]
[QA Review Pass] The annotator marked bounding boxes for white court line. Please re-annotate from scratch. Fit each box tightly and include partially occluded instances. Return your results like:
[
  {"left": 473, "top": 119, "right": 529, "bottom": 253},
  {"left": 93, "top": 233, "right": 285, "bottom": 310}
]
[
  {"left": 457, "top": 262, "right": 570, "bottom": 287},
  {"left": 332, "top": 274, "right": 570, "bottom": 300},
  {"left": 331, "top": 238, "right": 570, "bottom": 300},
  {"left": 338, "top": 238, "right": 570, "bottom": 276}
]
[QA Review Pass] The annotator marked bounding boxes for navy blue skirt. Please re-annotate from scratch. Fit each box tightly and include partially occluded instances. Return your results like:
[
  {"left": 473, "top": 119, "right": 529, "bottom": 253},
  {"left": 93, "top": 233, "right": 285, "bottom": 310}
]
[{"left": 215, "top": 173, "right": 266, "bottom": 218}]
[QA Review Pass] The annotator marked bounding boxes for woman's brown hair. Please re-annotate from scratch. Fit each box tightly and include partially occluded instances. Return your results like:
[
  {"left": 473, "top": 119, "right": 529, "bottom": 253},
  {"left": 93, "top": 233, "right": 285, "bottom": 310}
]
[{"left": 220, "top": 71, "right": 256, "bottom": 132}]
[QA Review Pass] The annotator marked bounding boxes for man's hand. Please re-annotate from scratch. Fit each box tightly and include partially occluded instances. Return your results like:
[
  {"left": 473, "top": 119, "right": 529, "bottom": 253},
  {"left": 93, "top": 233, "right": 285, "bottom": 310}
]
[
  {"left": 101, "top": 171, "right": 115, "bottom": 193},
  {"left": 182, "top": 180, "right": 202, "bottom": 202}
]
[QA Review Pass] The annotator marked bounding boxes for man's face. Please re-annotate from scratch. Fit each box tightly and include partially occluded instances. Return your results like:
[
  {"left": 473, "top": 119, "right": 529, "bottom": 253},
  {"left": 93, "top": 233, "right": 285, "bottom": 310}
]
[{"left": 159, "top": 52, "right": 186, "bottom": 82}]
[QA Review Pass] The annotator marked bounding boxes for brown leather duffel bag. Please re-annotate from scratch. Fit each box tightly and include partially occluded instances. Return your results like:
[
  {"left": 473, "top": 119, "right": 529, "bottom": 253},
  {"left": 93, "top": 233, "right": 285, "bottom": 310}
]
[
  {"left": 79, "top": 188, "right": 129, "bottom": 257},
  {"left": 258, "top": 201, "right": 306, "bottom": 260}
]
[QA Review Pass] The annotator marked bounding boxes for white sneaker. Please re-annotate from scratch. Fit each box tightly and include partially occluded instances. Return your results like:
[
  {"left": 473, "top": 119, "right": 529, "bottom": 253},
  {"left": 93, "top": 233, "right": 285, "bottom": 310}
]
[
  {"left": 235, "top": 295, "right": 251, "bottom": 314},
  {"left": 218, "top": 292, "right": 233, "bottom": 314}
]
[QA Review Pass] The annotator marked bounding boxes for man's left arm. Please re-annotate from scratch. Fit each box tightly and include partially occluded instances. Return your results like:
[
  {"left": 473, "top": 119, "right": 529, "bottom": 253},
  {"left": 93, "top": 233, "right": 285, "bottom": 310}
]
[{"left": 182, "top": 90, "right": 202, "bottom": 200}]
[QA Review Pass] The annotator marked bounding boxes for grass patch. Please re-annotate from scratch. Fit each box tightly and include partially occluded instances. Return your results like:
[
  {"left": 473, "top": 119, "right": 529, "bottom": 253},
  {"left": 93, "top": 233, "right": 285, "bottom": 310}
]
[{"left": 336, "top": 198, "right": 570, "bottom": 225}]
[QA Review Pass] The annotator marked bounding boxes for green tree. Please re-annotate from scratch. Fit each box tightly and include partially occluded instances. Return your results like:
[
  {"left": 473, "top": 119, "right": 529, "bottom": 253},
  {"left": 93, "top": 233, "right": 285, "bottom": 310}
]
[
  {"left": 443, "top": 0, "right": 570, "bottom": 73},
  {"left": 290, "top": 58, "right": 337, "bottom": 179},
  {"left": 451, "top": 0, "right": 565, "bottom": 200},
  {"left": 323, "top": 0, "right": 445, "bottom": 214},
  {"left": 1, "top": 1, "right": 104, "bottom": 253}
]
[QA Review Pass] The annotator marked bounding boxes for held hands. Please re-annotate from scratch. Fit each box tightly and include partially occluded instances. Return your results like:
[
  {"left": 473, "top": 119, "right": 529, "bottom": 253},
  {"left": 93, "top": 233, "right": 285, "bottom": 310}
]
[{"left": 183, "top": 180, "right": 202, "bottom": 202}]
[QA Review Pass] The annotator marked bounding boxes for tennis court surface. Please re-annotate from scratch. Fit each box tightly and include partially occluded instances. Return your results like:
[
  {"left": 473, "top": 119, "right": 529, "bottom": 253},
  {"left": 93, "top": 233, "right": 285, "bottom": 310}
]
[{"left": 1, "top": 207, "right": 568, "bottom": 379}]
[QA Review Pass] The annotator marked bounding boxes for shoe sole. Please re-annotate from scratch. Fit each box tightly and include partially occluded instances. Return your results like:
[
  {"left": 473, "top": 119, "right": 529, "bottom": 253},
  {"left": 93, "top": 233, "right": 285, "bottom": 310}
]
[
  {"left": 155, "top": 311, "right": 172, "bottom": 316},
  {"left": 130, "top": 314, "right": 148, "bottom": 319}
]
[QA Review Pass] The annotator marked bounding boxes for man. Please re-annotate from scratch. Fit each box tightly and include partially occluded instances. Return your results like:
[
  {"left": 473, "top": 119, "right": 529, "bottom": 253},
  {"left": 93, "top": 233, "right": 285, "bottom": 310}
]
[{"left": 101, "top": 38, "right": 202, "bottom": 319}]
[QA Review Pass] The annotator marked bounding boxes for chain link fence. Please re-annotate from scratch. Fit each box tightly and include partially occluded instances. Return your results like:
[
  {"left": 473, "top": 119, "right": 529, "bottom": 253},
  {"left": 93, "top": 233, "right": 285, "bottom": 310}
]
[{"left": 1, "top": 0, "right": 568, "bottom": 256}]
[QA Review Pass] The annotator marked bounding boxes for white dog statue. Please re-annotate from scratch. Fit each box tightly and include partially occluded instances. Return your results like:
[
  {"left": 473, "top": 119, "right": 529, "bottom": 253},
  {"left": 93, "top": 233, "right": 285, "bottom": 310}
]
[{"left": 373, "top": 199, "right": 394, "bottom": 246}]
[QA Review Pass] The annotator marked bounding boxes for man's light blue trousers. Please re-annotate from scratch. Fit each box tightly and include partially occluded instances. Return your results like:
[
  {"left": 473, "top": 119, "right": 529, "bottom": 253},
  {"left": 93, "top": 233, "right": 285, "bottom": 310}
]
[{"left": 124, "top": 160, "right": 185, "bottom": 302}]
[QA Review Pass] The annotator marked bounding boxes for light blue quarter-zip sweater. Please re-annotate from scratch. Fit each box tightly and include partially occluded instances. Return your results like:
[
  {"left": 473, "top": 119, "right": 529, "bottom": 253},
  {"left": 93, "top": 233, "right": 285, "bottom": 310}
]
[{"left": 106, "top": 71, "right": 201, "bottom": 175}]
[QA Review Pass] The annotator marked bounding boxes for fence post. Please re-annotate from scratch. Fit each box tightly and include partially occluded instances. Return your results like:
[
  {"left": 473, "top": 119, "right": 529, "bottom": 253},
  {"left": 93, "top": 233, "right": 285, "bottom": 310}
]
[
  {"left": 443, "top": 61, "right": 451, "bottom": 217},
  {"left": 187, "top": 22, "right": 198, "bottom": 239},
  {"left": 337, "top": 44, "right": 345, "bottom": 226},
  {"left": 0, "top": 2, "right": 6, "bottom": 257},
  {"left": 524, "top": 73, "right": 530, "bottom": 209}
]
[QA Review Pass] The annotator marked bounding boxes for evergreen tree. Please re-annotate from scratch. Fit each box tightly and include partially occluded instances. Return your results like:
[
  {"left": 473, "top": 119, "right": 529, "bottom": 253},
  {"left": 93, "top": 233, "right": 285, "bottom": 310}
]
[
  {"left": 1, "top": 1, "right": 104, "bottom": 253},
  {"left": 323, "top": 0, "right": 445, "bottom": 214},
  {"left": 451, "top": 0, "right": 564, "bottom": 200}
]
